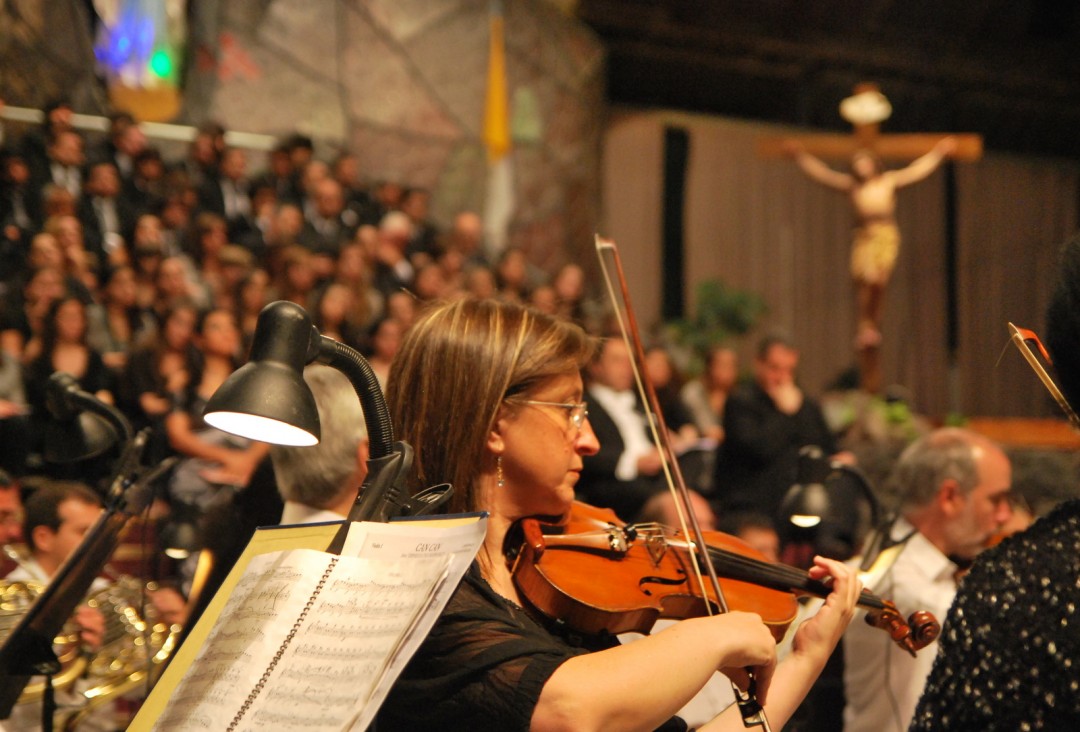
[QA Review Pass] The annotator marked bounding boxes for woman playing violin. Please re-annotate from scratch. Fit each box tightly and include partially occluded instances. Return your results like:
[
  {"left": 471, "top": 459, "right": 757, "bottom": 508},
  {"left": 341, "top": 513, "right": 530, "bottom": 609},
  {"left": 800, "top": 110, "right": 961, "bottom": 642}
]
[{"left": 377, "top": 298, "right": 862, "bottom": 732}]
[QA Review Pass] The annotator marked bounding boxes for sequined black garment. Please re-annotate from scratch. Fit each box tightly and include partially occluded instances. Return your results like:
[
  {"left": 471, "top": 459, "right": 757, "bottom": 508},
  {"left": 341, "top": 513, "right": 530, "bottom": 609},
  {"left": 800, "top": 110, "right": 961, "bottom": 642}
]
[{"left": 910, "top": 499, "right": 1080, "bottom": 730}]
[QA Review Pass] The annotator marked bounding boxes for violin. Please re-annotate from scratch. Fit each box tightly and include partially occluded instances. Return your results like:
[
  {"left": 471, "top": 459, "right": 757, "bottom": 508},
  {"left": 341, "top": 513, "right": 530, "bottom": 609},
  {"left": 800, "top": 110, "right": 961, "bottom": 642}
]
[
  {"left": 509, "top": 501, "right": 941, "bottom": 658},
  {"left": 586, "top": 237, "right": 930, "bottom": 729}
]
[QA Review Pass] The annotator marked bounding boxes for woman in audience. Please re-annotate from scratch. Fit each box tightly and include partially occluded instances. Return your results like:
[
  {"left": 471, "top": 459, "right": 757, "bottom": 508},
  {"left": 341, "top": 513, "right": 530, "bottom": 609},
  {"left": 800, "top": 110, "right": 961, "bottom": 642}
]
[
  {"left": 274, "top": 245, "right": 317, "bottom": 310},
  {"left": 24, "top": 295, "right": 115, "bottom": 464},
  {"left": 154, "top": 254, "right": 211, "bottom": 317},
  {"left": 0, "top": 264, "right": 66, "bottom": 362},
  {"left": 120, "top": 300, "right": 200, "bottom": 461},
  {"left": 552, "top": 262, "right": 588, "bottom": 324},
  {"left": 86, "top": 264, "right": 156, "bottom": 373},
  {"left": 680, "top": 345, "right": 739, "bottom": 442},
  {"left": 313, "top": 281, "right": 365, "bottom": 351},
  {"left": 494, "top": 246, "right": 530, "bottom": 303},
  {"left": 130, "top": 234, "right": 166, "bottom": 311},
  {"left": 364, "top": 315, "right": 404, "bottom": 391},
  {"left": 234, "top": 267, "right": 272, "bottom": 352},
  {"left": 333, "top": 241, "right": 381, "bottom": 328},
  {"left": 187, "top": 212, "right": 230, "bottom": 304},
  {"left": 165, "top": 308, "right": 268, "bottom": 512}
]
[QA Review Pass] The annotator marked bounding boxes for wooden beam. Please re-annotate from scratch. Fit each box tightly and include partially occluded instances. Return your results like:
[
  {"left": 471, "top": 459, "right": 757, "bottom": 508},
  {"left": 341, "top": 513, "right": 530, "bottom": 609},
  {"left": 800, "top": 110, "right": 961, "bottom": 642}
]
[
  {"left": 756, "top": 132, "right": 982, "bottom": 162},
  {"left": 873, "top": 133, "right": 982, "bottom": 162}
]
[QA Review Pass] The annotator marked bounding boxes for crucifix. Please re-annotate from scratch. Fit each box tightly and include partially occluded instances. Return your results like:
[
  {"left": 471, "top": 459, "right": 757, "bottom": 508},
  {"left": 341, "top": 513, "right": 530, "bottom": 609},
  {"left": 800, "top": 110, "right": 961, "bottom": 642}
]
[{"left": 757, "top": 83, "right": 982, "bottom": 395}]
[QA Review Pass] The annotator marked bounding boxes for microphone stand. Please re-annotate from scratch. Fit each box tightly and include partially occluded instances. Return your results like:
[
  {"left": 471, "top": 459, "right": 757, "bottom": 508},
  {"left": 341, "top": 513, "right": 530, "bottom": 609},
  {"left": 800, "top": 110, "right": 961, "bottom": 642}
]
[{"left": 0, "top": 377, "right": 172, "bottom": 726}]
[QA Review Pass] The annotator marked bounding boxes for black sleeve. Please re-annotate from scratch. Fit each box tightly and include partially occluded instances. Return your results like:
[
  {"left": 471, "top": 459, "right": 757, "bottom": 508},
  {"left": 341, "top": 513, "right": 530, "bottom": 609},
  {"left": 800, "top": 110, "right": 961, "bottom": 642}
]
[{"left": 377, "top": 567, "right": 592, "bottom": 732}]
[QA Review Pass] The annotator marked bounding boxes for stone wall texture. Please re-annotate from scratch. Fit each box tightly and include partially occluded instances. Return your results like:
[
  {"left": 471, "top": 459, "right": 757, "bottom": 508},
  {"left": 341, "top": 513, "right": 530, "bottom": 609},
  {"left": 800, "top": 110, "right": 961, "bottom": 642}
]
[{"left": 1, "top": 0, "right": 606, "bottom": 273}]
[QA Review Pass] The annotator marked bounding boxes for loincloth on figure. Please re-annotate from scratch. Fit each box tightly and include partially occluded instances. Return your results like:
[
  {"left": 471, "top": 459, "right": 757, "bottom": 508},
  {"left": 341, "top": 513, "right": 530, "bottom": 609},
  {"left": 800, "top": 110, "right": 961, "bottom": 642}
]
[{"left": 850, "top": 221, "right": 900, "bottom": 286}]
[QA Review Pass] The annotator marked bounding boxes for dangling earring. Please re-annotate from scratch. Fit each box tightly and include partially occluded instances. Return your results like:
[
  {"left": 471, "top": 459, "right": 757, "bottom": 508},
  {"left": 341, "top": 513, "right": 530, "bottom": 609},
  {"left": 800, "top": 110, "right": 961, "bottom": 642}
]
[{"left": 497, "top": 456, "right": 505, "bottom": 488}]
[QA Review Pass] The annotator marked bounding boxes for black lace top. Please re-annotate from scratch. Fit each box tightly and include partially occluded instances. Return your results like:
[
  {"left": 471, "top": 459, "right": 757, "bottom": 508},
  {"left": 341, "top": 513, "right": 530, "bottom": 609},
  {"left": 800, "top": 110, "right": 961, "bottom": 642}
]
[{"left": 376, "top": 562, "right": 688, "bottom": 731}]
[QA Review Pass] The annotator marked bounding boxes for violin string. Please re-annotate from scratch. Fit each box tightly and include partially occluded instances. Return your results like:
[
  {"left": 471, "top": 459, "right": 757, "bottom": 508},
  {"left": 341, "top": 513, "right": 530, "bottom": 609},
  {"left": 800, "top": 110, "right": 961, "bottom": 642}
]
[{"left": 702, "top": 545, "right": 886, "bottom": 610}]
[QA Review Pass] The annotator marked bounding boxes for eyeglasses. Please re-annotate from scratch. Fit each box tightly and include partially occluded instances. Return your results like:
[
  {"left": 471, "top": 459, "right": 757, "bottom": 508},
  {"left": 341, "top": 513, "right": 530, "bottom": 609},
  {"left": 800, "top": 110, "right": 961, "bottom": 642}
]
[{"left": 512, "top": 399, "right": 589, "bottom": 435}]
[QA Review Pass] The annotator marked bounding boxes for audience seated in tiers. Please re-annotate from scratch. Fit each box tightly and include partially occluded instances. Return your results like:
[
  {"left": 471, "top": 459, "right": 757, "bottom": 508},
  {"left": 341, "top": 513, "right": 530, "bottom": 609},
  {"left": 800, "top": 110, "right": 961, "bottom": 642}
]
[{"left": 0, "top": 109, "right": 788, "bottom": 674}]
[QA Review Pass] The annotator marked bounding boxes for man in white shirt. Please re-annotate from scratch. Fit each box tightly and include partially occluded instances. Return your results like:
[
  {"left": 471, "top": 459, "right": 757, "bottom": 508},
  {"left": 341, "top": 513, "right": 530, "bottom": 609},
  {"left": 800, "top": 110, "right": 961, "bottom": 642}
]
[
  {"left": 7, "top": 483, "right": 104, "bottom": 588},
  {"left": 3, "top": 482, "right": 106, "bottom": 732},
  {"left": 578, "top": 337, "right": 665, "bottom": 521},
  {"left": 843, "top": 427, "right": 1013, "bottom": 732},
  {"left": 271, "top": 365, "right": 369, "bottom": 525}
]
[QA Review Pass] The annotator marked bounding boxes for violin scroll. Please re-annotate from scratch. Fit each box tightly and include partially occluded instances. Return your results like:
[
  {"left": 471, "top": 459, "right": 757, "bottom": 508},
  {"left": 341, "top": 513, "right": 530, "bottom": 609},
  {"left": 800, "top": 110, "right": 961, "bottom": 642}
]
[
  {"left": 863, "top": 602, "right": 941, "bottom": 658},
  {"left": 908, "top": 610, "right": 942, "bottom": 648}
]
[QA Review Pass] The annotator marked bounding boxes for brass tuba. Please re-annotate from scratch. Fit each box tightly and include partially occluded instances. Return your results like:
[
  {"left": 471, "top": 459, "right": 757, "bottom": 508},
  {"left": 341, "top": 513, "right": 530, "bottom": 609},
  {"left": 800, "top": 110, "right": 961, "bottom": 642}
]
[
  {"left": 0, "top": 556, "right": 181, "bottom": 730},
  {"left": 0, "top": 578, "right": 89, "bottom": 699}
]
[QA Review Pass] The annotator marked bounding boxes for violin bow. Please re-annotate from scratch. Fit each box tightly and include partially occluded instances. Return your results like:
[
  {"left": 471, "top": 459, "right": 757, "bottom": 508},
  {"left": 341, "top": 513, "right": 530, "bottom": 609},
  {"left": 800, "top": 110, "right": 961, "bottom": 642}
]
[
  {"left": 595, "top": 236, "right": 772, "bottom": 731},
  {"left": 1007, "top": 322, "right": 1080, "bottom": 430}
]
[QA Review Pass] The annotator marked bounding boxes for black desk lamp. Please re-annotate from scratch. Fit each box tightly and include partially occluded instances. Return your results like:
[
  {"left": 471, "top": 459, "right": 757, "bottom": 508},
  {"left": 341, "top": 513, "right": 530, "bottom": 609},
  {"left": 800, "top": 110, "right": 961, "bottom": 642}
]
[
  {"left": 203, "top": 301, "right": 451, "bottom": 532},
  {"left": 42, "top": 372, "right": 131, "bottom": 464},
  {"left": 778, "top": 446, "right": 882, "bottom": 562}
]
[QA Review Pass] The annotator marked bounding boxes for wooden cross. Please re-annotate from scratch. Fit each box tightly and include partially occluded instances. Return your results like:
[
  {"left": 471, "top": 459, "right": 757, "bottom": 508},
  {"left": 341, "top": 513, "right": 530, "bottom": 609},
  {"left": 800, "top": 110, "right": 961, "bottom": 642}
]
[
  {"left": 756, "top": 82, "right": 983, "bottom": 162},
  {"left": 757, "top": 83, "right": 983, "bottom": 395}
]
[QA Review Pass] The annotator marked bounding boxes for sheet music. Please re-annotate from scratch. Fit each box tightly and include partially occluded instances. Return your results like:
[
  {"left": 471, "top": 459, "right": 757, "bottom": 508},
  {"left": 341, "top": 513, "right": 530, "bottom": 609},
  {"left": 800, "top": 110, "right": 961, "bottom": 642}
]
[
  {"left": 340, "top": 516, "right": 488, "bottom": 730},
  {"left": 151, "top": 549, "right": 448, "bottom": 732}
]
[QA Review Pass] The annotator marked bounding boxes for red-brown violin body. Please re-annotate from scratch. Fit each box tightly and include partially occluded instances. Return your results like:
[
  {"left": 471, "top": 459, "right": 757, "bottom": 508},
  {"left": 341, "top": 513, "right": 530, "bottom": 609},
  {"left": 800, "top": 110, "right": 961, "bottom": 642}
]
[
  {"left": 511, "top": 502, "right": 797, "bottom": 640},
  {"left": 510, "top": 501, "right": 940, "bottom": 656}
]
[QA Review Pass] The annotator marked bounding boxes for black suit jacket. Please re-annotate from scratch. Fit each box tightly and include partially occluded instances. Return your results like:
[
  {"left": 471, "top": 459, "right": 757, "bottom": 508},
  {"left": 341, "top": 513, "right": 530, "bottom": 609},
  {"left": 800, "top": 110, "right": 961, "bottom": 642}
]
[
  {"left": 578, "top": 388, "right": 662, "bottom": 522},
  {"left": 197, "top": 177, "right": 254, "bottom": 240},
  {"left": 76, "top": 194, "right": 137, "bottom": 264},
  {"left": 713, "top": 381, "right": 836, "bottom": 517}
]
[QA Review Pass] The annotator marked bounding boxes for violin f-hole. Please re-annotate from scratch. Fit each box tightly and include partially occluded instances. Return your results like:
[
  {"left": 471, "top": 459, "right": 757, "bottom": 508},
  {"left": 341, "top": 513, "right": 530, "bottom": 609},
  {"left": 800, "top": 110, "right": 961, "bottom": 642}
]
[{"left": 639, "top": 571, "right": 687, "bottom": 596}]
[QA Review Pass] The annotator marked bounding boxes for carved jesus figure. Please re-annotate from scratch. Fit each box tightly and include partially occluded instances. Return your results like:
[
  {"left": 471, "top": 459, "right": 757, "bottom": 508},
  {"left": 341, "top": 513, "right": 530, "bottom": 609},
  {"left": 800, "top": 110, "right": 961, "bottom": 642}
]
[{"left": 784, "top": 136, "right": 957, "bottom": 391}]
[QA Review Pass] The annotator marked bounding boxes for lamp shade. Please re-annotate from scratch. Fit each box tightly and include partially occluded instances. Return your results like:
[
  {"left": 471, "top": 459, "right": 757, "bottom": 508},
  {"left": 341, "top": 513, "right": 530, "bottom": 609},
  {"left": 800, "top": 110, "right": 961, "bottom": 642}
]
[
  {"left": 203, "top": 301, "right": 322, "bottom": 446},
  {"left": 161, "top": 521, "right": 200, "bottom": 559},
  {"left": 780, "top": 481, "right": 831, "bottom": 528},
  {"left": 778, "top": 449, "right": 880, "bottom": 562},
  {"left": 43, "top": 412, "right": 121, "bottom": 463},
  {"left": 42, "top": 371, "right": 129, "bottom": 462},
  {"left": 204, "top": 359, "right": 320, "bottom": 446}
]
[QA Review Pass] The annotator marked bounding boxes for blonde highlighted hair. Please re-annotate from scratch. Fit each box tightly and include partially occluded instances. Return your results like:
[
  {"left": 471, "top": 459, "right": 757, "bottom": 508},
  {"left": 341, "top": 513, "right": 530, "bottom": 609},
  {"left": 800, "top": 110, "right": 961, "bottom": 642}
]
[{"left": 387, "top": 298, "right": 593, "bottom": 514}]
